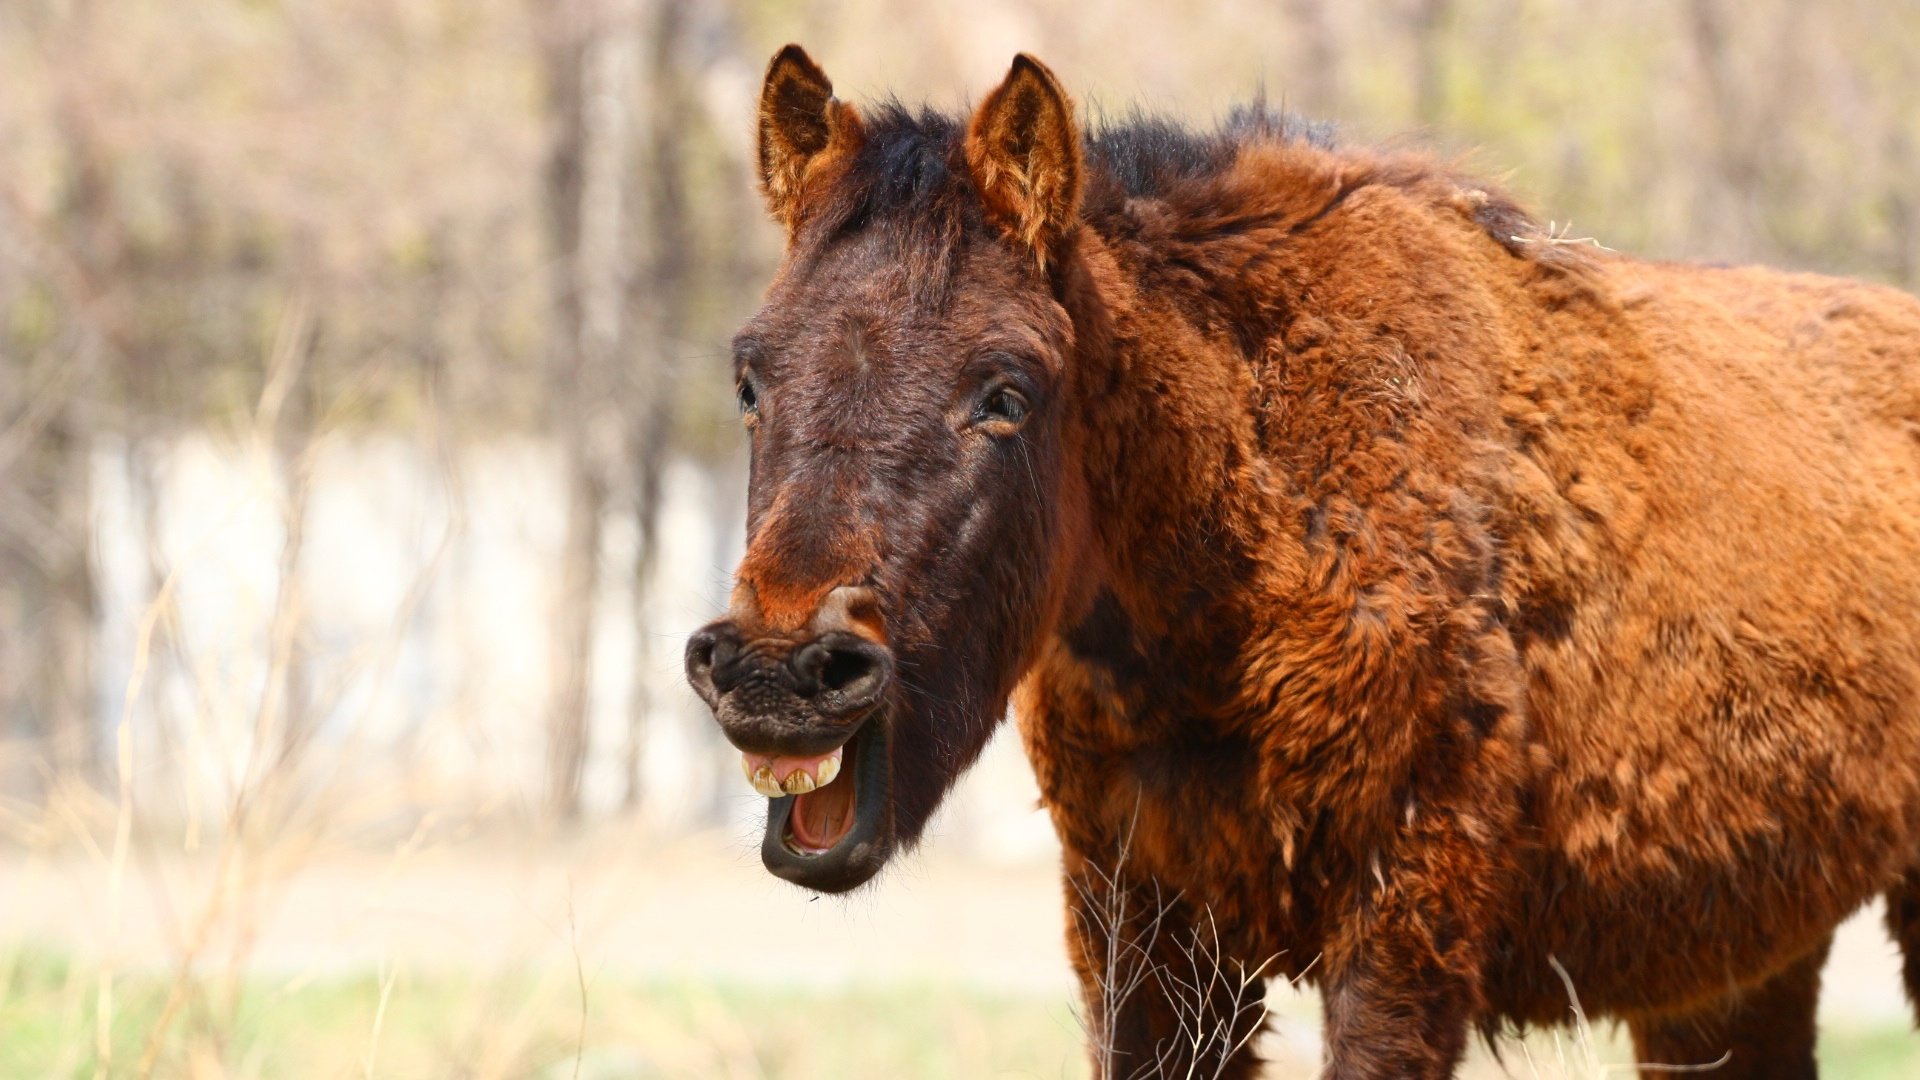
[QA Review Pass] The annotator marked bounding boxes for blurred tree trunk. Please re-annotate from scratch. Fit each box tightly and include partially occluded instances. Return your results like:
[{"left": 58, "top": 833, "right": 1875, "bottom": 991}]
[
  {"left": 1283, "top": 0, "right": 1340, "bottom": 118},
  {"left": 618, "top": 0, "right": 741, "bottom": 811},
  {"left": 10, "top": 0, "right": 113, "bottom": 787},
  {"left": 618, "top": 0, "right": 674, "bottom": 814},
  {"left": 6, "top": 412, "right": 99, "bottom": 786},
  {"left": 661, "top": 0, "right": 759, "bottom": 824},
  {"left": 1407, "top": 0, "right": 1454, "bottom": 127},
  {"left": 1685, "top": 0, "right": 1806, "bottom": 262},
  {"left": 1890, "top": 132, "right": 1918, "bottom": 288},
  {"left": 1685, "top": 0, "right": 1755, "bottom": 258},
  {"left": 535, "top": 0, "right": 641, "bottom": 821},
  {"left": 0, "top": 257, "right": 101, "bottom": 793}
]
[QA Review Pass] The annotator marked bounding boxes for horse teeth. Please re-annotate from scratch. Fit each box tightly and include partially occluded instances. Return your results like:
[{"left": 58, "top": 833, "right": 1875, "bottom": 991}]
[
  {"left": 742, "top": 747, "right": 844, "bottom": 796},
  {"left": 750, "top": 763, "right": 784, "bottom": 798}
]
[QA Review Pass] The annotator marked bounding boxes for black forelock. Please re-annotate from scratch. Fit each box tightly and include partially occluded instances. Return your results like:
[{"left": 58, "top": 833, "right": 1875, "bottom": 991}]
[
  {"left": 800, "top": 103, "right": 974, "bottom": 305},
  {"left": 814, "top": 102, "right": 974, "bottom": 245},
  {"left": 854, "top": 103, "right": 969, "bottom": 215}
]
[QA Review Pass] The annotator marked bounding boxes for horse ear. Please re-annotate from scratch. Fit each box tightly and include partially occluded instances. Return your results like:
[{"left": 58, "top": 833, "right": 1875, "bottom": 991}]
[
  {"left": 965, "top": 54, "right": 1083, "bottom": 263},
  {"left": 757, "top": 44, "right": 864, "bottom": 234}
]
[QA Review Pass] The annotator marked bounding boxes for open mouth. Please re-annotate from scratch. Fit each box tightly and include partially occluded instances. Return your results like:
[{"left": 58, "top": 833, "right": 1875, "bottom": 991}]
[{"left": 741, "top": 717, "right": 892, "bottom": 892}]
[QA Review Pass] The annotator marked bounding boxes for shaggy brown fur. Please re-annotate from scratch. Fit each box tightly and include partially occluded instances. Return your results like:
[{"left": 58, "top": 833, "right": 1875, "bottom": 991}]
[{"left": 687, "top": 46, "right": 1920, "bottom": 1079}]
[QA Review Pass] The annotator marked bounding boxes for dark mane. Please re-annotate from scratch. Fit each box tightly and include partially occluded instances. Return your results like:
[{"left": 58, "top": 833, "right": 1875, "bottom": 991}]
[
  {"left": 831, "top": 100, "right": 1337, "bottom": 233},
  {"left": 820, "top": 97, "right": 1554, "bottom": 287},
  {"left": 1082, "top": 103, "right": 1337, "bottom": 201}
]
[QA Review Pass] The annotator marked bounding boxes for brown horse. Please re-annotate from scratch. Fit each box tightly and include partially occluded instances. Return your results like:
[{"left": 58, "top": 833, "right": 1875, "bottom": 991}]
[{"left": 684, "top": 45, "right": 1920, "bottom": 1079}]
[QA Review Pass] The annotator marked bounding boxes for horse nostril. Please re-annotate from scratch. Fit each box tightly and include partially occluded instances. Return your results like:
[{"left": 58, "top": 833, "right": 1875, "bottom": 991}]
[
  {"left": 789, "top": 635, "right": 891, "bottom": 714},
  {"left": 822, "top": 645, "right": 889, "bottom": 711},
  {"left": 790, "top": 642, "right": 830, "bottom": 694},
  {"left": 684, "top": 625, "right": 738, "bottom": 706},
  {"left": 820, "top": 648, "right": 870, "bottom": 693}
]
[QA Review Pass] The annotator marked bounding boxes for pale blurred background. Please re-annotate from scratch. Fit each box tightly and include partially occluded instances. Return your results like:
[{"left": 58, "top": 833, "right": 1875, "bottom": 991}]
[{"left": 2, "top": 1, "right": 1918, "bottom": 1076}]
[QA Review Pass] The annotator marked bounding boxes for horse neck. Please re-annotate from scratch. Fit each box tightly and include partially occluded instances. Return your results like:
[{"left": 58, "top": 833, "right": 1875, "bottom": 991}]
[{"left": 1048, "top": 229, "right": 1307, "bottom": 670}]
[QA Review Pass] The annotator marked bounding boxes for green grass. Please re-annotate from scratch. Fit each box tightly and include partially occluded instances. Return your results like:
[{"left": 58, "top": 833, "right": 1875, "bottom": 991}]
[
  {"left": 0, "top": 950, "right": 1913, "bottom": 1078},
  {"left": 0, "top": 950, "right": 1093, "bottom": 1079},
  {"left": 1817, "top": 1025, "right": 1920, "bottom": 1080}
]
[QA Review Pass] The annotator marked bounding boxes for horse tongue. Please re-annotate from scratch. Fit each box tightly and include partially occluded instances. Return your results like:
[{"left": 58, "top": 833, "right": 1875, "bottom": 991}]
[{"left": 789, "top": 774, "right": 858, "bottom": 853}]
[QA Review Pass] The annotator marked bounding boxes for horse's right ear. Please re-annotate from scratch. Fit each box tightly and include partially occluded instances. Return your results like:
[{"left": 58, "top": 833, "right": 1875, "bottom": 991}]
[{"left": 757, "top": 45, "right": 864, "bottom": 235}]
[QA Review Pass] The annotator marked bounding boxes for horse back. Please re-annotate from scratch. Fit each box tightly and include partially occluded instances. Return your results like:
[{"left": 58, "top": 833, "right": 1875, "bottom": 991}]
[{"left": 1490, "top": 256, "right": 1920, "bottom": 1017}]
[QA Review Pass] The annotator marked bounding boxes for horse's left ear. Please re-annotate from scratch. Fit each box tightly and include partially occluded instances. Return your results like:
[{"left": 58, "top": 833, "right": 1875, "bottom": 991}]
[{"left": 965, "top": 54, "right": 1082, "bottom": 264}]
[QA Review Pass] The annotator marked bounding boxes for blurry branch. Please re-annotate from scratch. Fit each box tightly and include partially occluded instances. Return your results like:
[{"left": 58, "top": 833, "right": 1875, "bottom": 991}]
[
  {"left": 1069, "top": 815, "right": 1278, "bottom": 1080},
  {"left": 1069, "top": 822, "right": 1170, "bottom": 1072},
  {"left": 566, "top": 890, "right": 590, "bottom": 1080},
  {"left": 361, "top": 959, "right": 399, "bottom": 1080},
  {"left": 95, "top": 513, "right": 175, "bottom": 1078},
  {"left": 1521, "top": 957, "right": 1730, "bottom": 1078},
  {"left": 114, "top": 313, "right": 459, "bottom": 1076},
  {"left": 256, "top": 298, "right": 318, "bottom": 764},
  {"left": 124, "top": 300, "right": 323, "bottom": 1078},
  {"left": 1145, "top": 910, "right": 1276, "bottom": 1079}
]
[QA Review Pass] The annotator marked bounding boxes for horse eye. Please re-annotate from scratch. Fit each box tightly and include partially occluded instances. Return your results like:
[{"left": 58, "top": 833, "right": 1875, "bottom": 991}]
[
  {"left": 737, "top": 379, "right": 758, "bottom": 417},
  {"left": 976, "top": 387, "right": 1029, "bottom": 427}
]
